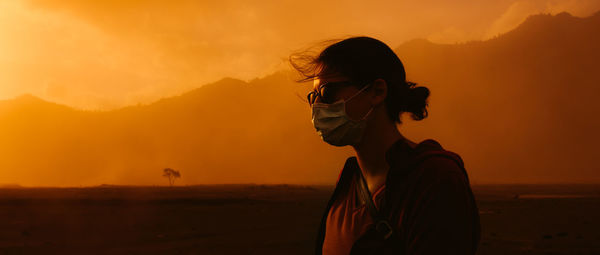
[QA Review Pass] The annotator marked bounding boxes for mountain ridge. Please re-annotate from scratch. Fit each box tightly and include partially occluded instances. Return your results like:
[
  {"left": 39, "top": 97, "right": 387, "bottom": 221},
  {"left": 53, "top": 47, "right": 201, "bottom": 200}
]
[{"left": 1, "top": 11, "right": 599, "bottom": 185}]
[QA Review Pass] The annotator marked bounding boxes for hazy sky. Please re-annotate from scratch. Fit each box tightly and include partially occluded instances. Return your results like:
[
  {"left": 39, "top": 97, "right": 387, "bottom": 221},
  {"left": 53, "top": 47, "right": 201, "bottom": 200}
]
[{"left": 1, "top": 0, "right": 598, "bottom": 109}]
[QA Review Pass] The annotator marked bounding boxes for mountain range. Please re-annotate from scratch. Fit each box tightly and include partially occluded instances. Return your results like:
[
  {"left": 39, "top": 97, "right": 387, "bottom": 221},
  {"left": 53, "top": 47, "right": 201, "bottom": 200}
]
[{"left": 1, "top": 11, "right": 599, "bottom": 186}]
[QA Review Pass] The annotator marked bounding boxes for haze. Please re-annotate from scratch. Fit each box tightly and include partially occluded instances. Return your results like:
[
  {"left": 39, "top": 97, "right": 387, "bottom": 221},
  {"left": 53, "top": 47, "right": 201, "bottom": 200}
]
[
  {"left": 1, "top": 0, "right": 598, "bottom": 109},
  {"left": 1, "top": 1, "right": 599, "bottom": 187}
]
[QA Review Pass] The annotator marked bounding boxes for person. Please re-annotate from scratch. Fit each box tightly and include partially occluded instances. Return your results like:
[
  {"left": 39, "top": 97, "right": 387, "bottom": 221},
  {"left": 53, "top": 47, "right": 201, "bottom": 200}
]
[{"left": 289, "top": 36, "right": 481, "bottom": 255}]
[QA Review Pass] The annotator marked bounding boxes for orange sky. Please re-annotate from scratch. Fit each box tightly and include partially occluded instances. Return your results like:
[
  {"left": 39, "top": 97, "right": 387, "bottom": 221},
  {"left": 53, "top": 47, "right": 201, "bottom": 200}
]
[
  {"left": 1, "top": 1, "right": 599, "bottom": 187},
  {"left": 1, "top": 0, "right": 599, "bottom": 110}
]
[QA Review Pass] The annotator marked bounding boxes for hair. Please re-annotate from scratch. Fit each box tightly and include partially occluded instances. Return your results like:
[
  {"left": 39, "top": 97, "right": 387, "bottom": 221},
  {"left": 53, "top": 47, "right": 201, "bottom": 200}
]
[{"left": 288, "top": 36, "right": 429, "bottom": 124}]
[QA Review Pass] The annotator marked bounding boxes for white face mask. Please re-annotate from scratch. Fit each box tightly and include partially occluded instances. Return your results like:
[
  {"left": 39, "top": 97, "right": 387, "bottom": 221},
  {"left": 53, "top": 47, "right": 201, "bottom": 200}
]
[{"left": 311, "top": 83, "right": 374, "bottom": 146}]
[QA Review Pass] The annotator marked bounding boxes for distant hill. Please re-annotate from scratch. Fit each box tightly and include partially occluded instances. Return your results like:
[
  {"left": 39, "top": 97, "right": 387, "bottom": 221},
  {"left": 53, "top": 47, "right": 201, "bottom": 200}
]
[
  {"left": 0, "top": 71, "right": 352, "bottom": 186},
  {"left": 1, "top": 11, "right": 598, "bottom": 186},
  {"left": 395, "top": 11, "right": 600, "bottom": 184}
]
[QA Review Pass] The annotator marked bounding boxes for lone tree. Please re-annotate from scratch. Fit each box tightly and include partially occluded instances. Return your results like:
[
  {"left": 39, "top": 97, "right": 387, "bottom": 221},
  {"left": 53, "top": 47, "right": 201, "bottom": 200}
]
[{"left": 162, "top": 168, "right": 181, "bottom": 186}]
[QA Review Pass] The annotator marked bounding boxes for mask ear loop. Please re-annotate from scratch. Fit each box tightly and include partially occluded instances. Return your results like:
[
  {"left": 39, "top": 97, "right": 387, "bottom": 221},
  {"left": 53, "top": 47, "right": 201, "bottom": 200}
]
[
  {"left": 346, "top": 82, "right": 375, "bottom": 122},
  {"left": 359, "top": 106, "right": 375, "bottom": 121},
  {"left": 345, "top": 82, "right": 373, "bottom": 103}
]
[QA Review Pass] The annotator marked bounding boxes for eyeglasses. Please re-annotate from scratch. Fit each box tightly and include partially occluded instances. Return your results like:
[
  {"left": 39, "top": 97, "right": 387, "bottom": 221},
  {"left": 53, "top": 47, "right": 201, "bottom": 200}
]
[{"left": 307, "top": 81, "right": 357, "bottom": 105}]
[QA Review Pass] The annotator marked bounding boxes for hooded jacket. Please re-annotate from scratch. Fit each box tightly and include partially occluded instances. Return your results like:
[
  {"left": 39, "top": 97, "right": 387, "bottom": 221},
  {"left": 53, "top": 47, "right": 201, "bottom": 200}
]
[{"left": 316, "top": 138, "right": 481, "bottom": 255}]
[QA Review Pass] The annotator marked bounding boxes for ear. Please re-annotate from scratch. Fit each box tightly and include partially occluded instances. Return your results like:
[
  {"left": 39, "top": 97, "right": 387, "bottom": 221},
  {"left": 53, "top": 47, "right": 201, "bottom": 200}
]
[{"left": 370, "top": 78, "right": 387, "bottom": 106}]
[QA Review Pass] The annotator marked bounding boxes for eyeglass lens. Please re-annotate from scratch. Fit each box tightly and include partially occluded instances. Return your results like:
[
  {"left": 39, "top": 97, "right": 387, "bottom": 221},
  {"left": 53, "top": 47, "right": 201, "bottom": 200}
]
[{"left": 308, "top": 82, "right": 351, "bottom": 105}]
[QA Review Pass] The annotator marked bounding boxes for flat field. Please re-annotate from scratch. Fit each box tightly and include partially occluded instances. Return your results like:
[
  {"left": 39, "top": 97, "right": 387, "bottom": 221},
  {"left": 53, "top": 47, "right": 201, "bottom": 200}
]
[{"left": 0, "top": 184, "right": 598, "bottom": 255}]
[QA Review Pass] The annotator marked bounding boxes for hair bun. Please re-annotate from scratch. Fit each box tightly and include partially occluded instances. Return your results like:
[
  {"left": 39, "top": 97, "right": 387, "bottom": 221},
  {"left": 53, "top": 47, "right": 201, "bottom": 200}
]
[{"left": 403, "top": 82, "right": 430, "bottom": 121}]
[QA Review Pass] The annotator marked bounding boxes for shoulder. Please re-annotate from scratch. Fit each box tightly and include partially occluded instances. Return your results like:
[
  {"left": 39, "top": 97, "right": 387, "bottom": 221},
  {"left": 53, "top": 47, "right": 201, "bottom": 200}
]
[
  {"left": 411, "top": 151, "right": 470, "bottom": 193},
  {"left": 418, "top": 153, "right": 465, "bottom": 178},
  {"left": 409, "top": 139, "right": 466, "bottom": 179},
  {"left": 412, "top": 141, "right": 465, "bottom": 173}
]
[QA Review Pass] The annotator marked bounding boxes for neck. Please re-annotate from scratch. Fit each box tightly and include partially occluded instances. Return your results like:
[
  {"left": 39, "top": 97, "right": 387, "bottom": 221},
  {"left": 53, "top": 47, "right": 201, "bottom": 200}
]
[{"left": 352, "top": 114, "right": 404, "bottom": 188}]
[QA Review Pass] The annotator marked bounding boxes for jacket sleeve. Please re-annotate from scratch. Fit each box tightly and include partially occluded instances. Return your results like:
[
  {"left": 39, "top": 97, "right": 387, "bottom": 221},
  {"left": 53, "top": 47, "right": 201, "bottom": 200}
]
[{"left": 402, "top": 157, "right": 478, "bottom": 255}]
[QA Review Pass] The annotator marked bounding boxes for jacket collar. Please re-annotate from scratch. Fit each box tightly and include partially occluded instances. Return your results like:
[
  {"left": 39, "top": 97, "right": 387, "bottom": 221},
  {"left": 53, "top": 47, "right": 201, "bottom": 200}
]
[
  {"left": 384, "top": 138, "right": 413, "bottom": 168},
  {"left": 344, "top": 138, "right": 444, "bottom": 178}
]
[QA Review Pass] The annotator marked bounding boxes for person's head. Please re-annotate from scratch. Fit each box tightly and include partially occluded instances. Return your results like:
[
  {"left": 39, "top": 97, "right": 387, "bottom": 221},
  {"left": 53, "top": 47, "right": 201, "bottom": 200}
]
[{"left": 289, "top": 36, "right": 430, "bottom": 129}]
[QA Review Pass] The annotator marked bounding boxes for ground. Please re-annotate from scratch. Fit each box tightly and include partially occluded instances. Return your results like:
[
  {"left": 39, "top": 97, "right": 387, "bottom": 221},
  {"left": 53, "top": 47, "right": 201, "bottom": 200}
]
[{"left": 0, "top": 184, "right": 598, "bottom": 254}]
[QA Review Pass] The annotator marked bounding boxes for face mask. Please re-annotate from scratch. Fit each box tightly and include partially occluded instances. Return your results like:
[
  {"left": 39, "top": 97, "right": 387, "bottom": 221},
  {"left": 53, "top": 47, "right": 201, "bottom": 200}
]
[{"left": 311, "top": 83, "right": 374, "bottom": 146}]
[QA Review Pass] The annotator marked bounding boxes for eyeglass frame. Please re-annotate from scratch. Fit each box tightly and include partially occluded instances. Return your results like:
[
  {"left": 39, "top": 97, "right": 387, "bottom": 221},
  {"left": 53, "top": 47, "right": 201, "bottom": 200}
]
[{"left": 307, "top": 80, "right": 372, "bottom": 106}]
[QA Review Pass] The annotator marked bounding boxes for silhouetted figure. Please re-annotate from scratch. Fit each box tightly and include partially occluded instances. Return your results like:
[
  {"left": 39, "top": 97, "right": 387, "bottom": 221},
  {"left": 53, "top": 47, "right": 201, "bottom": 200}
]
[{"left": 289, "top": 36, "right": 481, "bottom": 255}]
